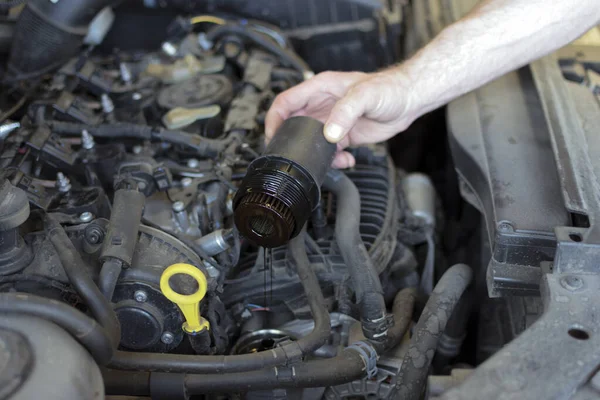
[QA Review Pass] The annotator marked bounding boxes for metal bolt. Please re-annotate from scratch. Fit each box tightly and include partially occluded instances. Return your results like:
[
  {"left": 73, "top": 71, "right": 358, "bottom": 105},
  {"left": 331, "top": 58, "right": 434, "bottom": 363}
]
[
  {"left": 56, "top": 172, "right": 71, "bottom": 192},
  {"left": 132, "top": 92, "right": 142, "bottom": 101},
  {"left": 181, "top": 177, "right": 193, "bottom": 187},
  {"left": 497, "top": 221, "right": 513, "bottom": 232},
  {"left": 197, "top": 33, "right": 213, "bottom": 51},
  {"left": 79, "top": 212, "right": 93, "bottom": 223},
  {"left": 134, "top": 290, "right": 148, "bottom": 303},
  {"left": 81, "top": 129, "right": 95, "bottom": 150},
  {"left": 161, "top": 332, "right": 174, "bottom": 344},
  {"left": 187, "top": 158, "right": 199, "bottom": 168},
  {"left": 560, "top": 275, "right": 584, "bottom": 291},
  {"left": 119, "top": 62, "right": 132, "bottom": 84},
  {"left": 225, "top": 195, "right": 234, "bottom": 216},
  {"left": 84, "top": 224, "right": 105, "bottom": 244},
  {"left": 132, "top": 145, "right": 143, "bottom": 154},
  {"left": 101, "top": 93, "right": 115, "bottom": 114},
  {"left": 161, "top": 42, "right": 177, "bottom": 57},
  {"left": 172, "top": 201, "right": 185, "bottom": 212},
  {"left": 0, "top": 122, "right": 20, "bottom": 139}
]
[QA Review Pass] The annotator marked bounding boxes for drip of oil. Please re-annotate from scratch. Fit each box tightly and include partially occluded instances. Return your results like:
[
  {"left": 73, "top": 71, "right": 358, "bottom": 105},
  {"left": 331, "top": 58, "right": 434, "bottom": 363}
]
[
  {"left": 263, "top": 247, "right": 267, "bottom": 307},
  {"left": 261, "top": 247, "right": 274, "bottom": 308},
  {"left": 269, "top": 248, "right": 273, "bottom": 305}
]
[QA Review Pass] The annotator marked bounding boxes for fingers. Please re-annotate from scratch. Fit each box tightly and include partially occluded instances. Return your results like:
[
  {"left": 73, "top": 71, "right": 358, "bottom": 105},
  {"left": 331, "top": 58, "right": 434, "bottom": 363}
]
[
  {"left": 324, "top": 84, "right": 370, "bottom": 144},
  {"left": 264, "top": 95, "right": 295, "bottom": 141},
  {"left": 265, "top": 71, "right": 365, "bottom": 141},
  {"left": 331, "top": 151, "right": 356, "bottom": 169},
  {"left": 265, "top": 74, "right": 331, "bottom": 140}
]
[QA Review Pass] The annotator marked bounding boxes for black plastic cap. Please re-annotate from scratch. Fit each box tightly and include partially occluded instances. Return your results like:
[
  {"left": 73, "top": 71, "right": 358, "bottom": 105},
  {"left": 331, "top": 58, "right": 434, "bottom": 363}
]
[
  {"left": 233, "top": 116, "right": 335, "bottom": 248},
  {"left": 233, "top": 159, "right": 311, "bottom": 247}
]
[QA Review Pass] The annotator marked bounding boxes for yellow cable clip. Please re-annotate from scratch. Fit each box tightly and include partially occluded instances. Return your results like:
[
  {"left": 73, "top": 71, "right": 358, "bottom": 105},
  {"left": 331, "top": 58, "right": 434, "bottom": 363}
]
[{"left": 160, "top": 263, "right": 210, "bottom": 334}]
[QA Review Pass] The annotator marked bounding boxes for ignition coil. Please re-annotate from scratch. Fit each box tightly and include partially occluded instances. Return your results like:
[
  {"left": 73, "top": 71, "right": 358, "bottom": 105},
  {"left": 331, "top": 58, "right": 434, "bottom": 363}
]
[{"left": 233, "top": 116, "right": 336, "bottom": 248}]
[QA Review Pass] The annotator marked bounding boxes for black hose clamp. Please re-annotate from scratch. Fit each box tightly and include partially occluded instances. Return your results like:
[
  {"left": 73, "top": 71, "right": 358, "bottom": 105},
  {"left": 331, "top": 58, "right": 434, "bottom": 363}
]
[
  {"left": 347, "top": 340, "right": 378, "bottom": 379},
  {"left": 362, "top": 314, "right": 394, "bottom": 341}
]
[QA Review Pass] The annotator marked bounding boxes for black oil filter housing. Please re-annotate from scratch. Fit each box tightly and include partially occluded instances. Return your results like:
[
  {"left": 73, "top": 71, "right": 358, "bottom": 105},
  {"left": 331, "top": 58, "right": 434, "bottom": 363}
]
[{"left": 233, "top": 116, "right": 336, "bottom": 248}]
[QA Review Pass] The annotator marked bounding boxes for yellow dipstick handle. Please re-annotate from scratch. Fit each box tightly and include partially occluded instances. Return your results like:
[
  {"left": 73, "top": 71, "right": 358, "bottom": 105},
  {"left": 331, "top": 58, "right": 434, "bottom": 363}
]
[{"left": 160, "top": 263, "right": 210, "bottom": 334}]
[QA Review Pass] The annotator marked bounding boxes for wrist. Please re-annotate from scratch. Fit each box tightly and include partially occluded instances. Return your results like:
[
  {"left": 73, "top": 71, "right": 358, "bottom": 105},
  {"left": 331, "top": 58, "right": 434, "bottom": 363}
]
[
  {"left": 382, "top": 65, "right": 423, "bottom": 129},
  {"left": 390, "top": 26, "right": 465, "bottom": 121}
]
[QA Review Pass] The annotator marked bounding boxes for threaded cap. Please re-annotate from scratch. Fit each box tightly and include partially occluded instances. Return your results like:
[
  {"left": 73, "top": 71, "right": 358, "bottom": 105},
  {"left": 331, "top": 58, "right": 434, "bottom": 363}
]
[
  {"left": 234, "top": 192, "right": 296, "bottom": 248},
  {"left": 233, "top": 157, "right": 313, "bottom": 248},
  {"left": 233, "top": 116, "right": 335, "bottom": 248}
]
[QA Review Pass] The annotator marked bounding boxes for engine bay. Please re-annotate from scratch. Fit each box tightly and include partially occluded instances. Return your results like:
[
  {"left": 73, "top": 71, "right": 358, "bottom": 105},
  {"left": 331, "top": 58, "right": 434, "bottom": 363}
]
[{"left": 1, "top": 1, "right": 600, "bottom": 400}]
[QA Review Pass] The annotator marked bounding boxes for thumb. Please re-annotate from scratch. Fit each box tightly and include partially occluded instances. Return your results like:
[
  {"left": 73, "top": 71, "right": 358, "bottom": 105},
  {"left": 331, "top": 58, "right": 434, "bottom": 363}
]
[{"left": 324, "top": 86, "right": 368, "bottom": 143}]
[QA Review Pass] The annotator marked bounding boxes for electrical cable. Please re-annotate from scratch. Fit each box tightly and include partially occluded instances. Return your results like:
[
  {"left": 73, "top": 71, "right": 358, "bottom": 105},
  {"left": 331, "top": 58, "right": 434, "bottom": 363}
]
[{"left": 45, "top": 214, "right": 122, "bottom": 348}]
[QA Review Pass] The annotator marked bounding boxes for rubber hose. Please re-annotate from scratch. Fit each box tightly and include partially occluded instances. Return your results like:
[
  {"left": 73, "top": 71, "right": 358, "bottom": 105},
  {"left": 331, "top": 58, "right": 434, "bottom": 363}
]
[
  {"left": 188, "top": 329, "right": 211, "bottom": 355},
  {"left": 45, "top": 214, "right": 121, "bottom": 348},
  {"left": 50, "top": 120, "right": 153, "bottom": 139},
  {"left": 103, "top": 370, "right": 150, "bottom": 396},
  {"left": 382, "top": 287, "right": 417, "bottom": 352},
  {"left": 205, "top": 23, "right": 310, "bottom": 75},
  {"left": 271, "top": 67, "right": 303, "bottom": 81},
  {"left": 49, "top": 121, "right": 232, "bottom": 157},
  {"left": 103, "top": 349, "right": 366, "bottom": 395},
  {"left": 98, "top": 259, "right": 122, "bottom": 300},
  {"left": 394, "top": 263, "right": 473, "bottom": 400},
  {"left": 103, "top": 277, "right": 420, "bottom": 396},
  {"left": 323, "top": 169, "right": 388, "bottom": 341},
  {"left": 7, "top": 0, "right": 113, "bottom": 79},
  {"left": 109, "top": 232, "right": 330, "bottom": 373},
  {"left": 103, "top": 288, "right": 418, "bottom": 396},
  {"left": 0, "top": 292, "right": 113, "bottom": 365},
  {"left": 433, "top": 290, "right": 472, "bottom": 371}
]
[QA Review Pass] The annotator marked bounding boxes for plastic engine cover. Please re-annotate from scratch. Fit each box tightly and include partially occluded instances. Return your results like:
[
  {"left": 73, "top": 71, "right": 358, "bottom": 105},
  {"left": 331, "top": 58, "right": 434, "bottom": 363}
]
[
  {"left": 0, "top": 315, "right": 104, "bottom": 400},
  {"left": 447, "top": 68, "right": 570, "bottom": 297}
]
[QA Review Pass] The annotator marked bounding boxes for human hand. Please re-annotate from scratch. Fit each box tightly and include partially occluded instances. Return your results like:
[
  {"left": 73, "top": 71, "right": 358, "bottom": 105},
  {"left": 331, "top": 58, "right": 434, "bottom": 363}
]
[{"left": 265, "top": 69, "right": 417, "bottom": 168}]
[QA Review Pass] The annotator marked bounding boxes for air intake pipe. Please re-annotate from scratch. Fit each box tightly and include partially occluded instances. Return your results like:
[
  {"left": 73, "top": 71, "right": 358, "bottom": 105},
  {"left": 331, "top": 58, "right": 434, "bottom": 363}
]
[{"left": 7, "top": 0, "right": 114, "bottom": 79}]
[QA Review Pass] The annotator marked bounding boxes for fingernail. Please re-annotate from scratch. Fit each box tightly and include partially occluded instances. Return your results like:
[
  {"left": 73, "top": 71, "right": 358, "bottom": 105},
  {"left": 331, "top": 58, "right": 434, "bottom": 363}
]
[{"left": 324, "top": 124, "right": 344, "bottom": 142}]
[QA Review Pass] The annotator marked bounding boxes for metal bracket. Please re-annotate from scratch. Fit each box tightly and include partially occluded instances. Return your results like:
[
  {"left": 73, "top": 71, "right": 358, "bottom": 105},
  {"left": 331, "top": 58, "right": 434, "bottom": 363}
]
[
  {"left": 440, "top": 55, "right": 600, "bottom": 399},
  {"left": 439, "top": 271, "right": 600, "bottom": 400}
]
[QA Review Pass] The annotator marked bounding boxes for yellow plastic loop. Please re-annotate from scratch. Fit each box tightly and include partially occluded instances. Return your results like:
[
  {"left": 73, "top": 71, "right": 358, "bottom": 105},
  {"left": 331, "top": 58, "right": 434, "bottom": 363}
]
[{"left": 160, "top": 263, "right": 210, "bottom": 333}]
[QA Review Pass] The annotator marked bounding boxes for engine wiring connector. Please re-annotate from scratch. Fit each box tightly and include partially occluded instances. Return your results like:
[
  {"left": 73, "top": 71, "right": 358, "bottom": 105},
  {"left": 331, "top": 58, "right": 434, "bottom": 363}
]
[{"left": 160, "top": 263, "right": 210, "bottom": 334}]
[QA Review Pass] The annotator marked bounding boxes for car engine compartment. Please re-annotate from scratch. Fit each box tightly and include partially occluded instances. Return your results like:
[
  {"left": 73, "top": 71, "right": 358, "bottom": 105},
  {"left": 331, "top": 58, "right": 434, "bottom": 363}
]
[{"left": 1, "top": 1, "right": 600, "bottom": 400}]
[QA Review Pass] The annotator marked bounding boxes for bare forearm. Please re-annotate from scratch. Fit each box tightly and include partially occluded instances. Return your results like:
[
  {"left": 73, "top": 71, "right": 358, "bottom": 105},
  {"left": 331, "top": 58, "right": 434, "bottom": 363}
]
[
  {"left": 398, "top": 0, "right": 600, "bottom": 117},
  {"left": 265, "top": 0, "right": 600, "bottom": 168}
]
